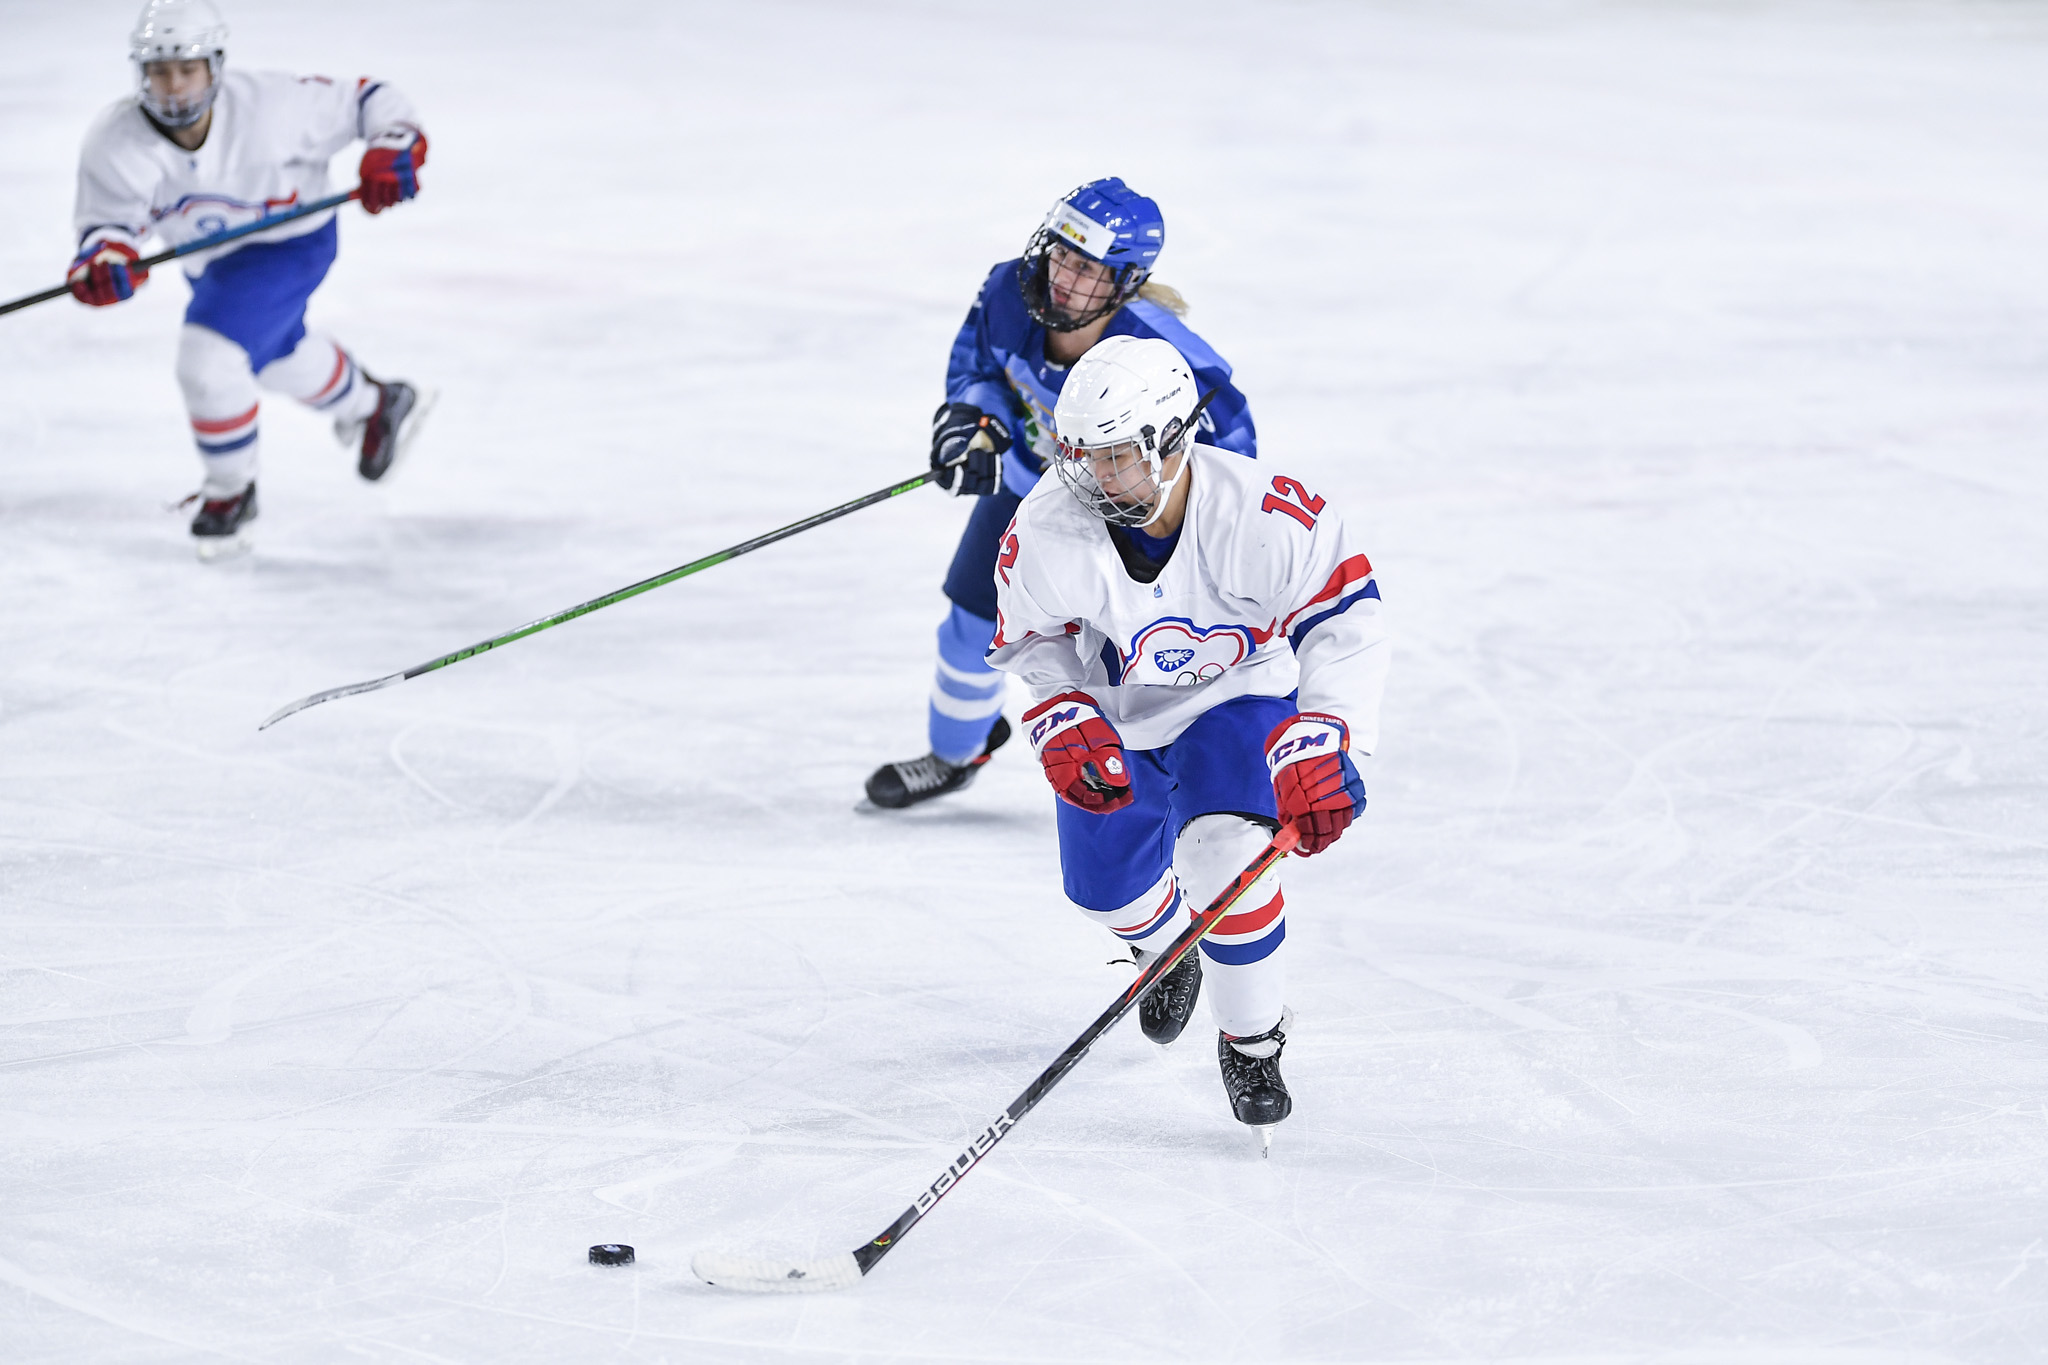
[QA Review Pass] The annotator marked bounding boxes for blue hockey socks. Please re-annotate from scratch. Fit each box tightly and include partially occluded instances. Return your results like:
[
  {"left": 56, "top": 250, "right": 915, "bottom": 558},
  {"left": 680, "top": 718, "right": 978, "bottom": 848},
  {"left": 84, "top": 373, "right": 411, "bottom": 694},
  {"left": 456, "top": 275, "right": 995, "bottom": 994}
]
[{"left": 928, "top": 603, "right": 1006, "bottom": 765}]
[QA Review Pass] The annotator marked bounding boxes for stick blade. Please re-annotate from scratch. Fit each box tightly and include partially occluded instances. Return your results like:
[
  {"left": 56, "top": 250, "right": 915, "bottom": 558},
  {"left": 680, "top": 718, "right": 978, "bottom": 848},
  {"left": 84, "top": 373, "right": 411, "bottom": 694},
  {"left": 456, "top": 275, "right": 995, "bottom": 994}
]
[
  {"left": 257, "top": 673, "right": 405, "bottom": 731},
  {"left": 691, "top": 1249, "right": 862, "bottom": 1294}
]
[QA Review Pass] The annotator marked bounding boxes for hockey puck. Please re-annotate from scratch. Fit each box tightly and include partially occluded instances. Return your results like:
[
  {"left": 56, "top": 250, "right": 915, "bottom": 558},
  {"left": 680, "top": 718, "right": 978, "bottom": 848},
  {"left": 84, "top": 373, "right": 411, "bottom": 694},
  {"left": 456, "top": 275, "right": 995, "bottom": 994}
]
[{"left": 588, "top": 1244, "right": 635, "bottom": 1266}]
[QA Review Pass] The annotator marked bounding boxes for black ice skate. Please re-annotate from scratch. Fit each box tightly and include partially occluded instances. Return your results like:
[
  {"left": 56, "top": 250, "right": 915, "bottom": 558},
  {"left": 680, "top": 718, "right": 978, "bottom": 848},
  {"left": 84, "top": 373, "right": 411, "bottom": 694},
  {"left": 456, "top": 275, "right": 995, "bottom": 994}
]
[
  {"left": 1218, "top": 1007, "right": 1294, "bottom": 1152},
  {"left": 340, "top": 374, "right": 434, "bottom": 481},
  {"left": 190, "top": 481, "right": 258, "bottom": 562},
  {"left": 864, "top": 715, "right": 1011, "bottom": 809},
  {"left": 1133, "top": 945, "right": 1203, "bottom": 1045}
]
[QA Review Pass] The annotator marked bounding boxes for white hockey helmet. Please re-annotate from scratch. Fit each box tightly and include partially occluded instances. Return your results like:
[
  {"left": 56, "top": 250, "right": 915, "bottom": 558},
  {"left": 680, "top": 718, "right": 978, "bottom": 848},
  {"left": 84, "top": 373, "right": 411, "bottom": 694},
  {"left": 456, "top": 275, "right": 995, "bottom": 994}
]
[
  {"left": 129, "top": 0, "right": 228, "bottom": 128},
  {"left": 1051, "top": 335, "right": 1210, "bottom": 529}
]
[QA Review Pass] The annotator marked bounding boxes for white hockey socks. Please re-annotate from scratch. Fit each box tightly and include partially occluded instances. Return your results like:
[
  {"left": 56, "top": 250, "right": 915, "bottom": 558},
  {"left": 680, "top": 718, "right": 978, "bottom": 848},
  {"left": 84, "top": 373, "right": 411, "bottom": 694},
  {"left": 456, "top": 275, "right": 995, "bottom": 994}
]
[
  {"left": 176, "top": 324, "right": 260, "bottom": 499},
  {"left": 1176, "top": 814, "right": 1287, "bottom": 1039},
  {"left": 1079, "top": 869, "right": 1189, "bottom": 954},
  {"left": 258, "top": 333, "right": 378, "bottom": 429}
]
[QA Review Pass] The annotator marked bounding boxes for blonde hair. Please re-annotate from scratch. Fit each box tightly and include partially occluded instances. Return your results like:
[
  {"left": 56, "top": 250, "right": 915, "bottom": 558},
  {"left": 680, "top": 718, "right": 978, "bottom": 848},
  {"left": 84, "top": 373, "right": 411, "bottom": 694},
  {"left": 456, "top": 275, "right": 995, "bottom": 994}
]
[{"left": 1136, "top": 280, "right": 1189, "bottom": 316}]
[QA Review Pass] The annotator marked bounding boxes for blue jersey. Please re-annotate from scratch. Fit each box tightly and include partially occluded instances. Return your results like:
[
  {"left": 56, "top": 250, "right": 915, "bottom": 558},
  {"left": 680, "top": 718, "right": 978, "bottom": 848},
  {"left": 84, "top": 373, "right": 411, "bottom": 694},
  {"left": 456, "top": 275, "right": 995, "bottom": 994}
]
[{"left": 945, "top": 260, "right": 1257, "bottom": 497}]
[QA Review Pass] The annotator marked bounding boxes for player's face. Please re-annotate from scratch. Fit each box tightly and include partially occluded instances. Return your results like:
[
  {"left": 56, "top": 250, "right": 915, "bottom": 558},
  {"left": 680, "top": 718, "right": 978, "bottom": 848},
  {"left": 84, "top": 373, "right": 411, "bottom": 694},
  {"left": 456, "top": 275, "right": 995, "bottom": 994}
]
[
  {"left": 1046, "top": 244, "right": 1119, "bottom": 318},
  {"left": 1087, "top": 444, "right": 1157, "bottom": 508},
  {"left": 1075, "top": 442, "right": 1182, "bottom": 512},
  {"left": 144, "top": 59, "right": 212, "bottom": 106},
  {"left": 1053, "top": 424, "right": 1192, "bottom": 527}
]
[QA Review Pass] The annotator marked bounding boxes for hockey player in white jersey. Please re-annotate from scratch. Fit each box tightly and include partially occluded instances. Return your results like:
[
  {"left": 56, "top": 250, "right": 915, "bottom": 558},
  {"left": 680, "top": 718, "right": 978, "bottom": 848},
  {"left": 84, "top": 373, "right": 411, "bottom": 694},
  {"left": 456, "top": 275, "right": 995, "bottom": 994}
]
[
  {"left": 987, "top": 335, "right": 1388, "bottom": 1132},
  {"left": 69, "top": 0, "right": 432, "bottom": 559}
]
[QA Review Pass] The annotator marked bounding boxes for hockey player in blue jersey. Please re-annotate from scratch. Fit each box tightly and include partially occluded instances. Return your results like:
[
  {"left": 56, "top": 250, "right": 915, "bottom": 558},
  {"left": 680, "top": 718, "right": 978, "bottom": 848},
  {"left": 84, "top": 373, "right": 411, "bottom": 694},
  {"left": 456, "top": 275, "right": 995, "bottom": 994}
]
[{"left": 865, "top": 178, "right": 1257, "bottom": 808}]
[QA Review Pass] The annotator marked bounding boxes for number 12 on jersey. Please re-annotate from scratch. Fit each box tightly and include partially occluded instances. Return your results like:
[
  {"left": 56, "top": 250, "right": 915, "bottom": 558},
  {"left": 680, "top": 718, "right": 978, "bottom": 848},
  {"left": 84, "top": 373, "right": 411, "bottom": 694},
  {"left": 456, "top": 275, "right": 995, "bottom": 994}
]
[{"left": 1261, "top": 476, "right": 1325, "bottom": 530}]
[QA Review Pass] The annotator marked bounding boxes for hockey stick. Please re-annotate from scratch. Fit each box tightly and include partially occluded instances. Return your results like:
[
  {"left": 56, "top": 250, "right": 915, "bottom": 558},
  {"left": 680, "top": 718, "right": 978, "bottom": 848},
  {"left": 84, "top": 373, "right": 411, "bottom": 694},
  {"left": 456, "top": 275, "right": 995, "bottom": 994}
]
[
  {"left": 256, "top": 451, "right": 983, "bottom": 731},
  {"left": 0, "top": 188, "right": 362, "bottom": 319},
  {"left": 691, "top": 821, "right": 1301, "bottom": 1294}
]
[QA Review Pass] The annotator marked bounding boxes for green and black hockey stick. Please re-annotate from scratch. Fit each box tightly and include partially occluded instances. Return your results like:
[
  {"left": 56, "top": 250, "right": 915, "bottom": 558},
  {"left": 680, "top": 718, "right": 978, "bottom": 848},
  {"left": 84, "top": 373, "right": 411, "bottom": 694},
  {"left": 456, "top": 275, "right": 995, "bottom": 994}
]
[
  {"left": 689, "top": 821, "right": 1300, "bottom": 1294},
  {"left": 1, "top": 188, "right": 362, "bottom": 318},
  {"left": 258, "top": 456, "right": 978, "bottom": 731}
]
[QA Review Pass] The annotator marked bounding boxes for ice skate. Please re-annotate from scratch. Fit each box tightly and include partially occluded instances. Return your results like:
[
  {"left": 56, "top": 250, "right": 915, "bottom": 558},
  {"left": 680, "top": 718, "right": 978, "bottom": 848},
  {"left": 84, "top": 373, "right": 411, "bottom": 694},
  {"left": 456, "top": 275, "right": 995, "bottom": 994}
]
[
  {"left": 339, "top": 374, "right": 435, "bottom": 482},
  {"left": 865, "top": 715, "right": 1010, "bottom": 809},
  {"left": 1133, "top": 945, "right": 1202, "bottom": 1045},
  {"left": 1218, "top": 1007, "right": 1293, "bottom": 1148},
  {"left": 190, "top": 481, "right": 257, "bottom": 561}
]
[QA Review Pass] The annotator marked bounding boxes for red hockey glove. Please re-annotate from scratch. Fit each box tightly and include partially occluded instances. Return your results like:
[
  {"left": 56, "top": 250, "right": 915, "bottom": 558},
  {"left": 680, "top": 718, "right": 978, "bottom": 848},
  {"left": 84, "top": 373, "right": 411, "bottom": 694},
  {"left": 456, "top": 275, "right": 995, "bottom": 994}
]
[
  {"left": 1265, "top": 712, "right": 1367, "bottom": 856},
  {"left": 359, "top": 132, "right": 428, "bottom": 214},
  {"left": 1023, "top": 691, "right": 1134, "bottom": 813},
  {"left": 68, "top": 241, "right": 148, "bottom": 307}
]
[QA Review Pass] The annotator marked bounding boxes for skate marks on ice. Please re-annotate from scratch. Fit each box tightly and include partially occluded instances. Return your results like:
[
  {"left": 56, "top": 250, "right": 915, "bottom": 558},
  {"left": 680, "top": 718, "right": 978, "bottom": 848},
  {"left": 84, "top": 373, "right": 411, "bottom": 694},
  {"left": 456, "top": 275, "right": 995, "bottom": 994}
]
[
  {"left": 385, "top": 714, "right": 584, "bottom": 842},
  {"left": 6, "top": 0, "right": 2048, "bottom": 1359}
]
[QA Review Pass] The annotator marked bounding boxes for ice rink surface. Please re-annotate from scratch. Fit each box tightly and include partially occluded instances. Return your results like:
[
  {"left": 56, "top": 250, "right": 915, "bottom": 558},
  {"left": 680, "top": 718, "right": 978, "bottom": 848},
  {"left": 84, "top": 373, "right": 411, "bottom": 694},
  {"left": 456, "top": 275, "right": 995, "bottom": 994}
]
[{"left": 3, "top": 1, "right": 2047, "bottom": 1360}]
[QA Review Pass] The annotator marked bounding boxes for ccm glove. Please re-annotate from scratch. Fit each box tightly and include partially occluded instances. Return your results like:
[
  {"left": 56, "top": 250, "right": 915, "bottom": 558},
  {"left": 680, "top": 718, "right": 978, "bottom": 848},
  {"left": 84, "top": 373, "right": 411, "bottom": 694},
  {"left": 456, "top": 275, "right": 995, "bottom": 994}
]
[
  {"left": 1023, "top": 690, "right": 1134, "bottom": 813},
  {"left": 930, "top": 402, "right": 1011, "bottom": 497},
  {"left": 68, "top": 241, "right": 147, "bottom": 307},
  {"left": 359, "top": 131, "right": 428, "bottom": 214},
  {"left": 1265, "top": 712, "right": 1367, "bottom": 856}
]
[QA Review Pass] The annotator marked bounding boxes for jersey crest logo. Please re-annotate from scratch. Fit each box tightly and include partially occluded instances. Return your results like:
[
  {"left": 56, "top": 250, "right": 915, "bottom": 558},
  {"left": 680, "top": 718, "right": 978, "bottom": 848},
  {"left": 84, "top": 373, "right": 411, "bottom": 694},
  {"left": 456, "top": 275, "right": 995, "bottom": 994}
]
[{"left": 1119, "top": 619, "right": 1257, "bottom": 687}]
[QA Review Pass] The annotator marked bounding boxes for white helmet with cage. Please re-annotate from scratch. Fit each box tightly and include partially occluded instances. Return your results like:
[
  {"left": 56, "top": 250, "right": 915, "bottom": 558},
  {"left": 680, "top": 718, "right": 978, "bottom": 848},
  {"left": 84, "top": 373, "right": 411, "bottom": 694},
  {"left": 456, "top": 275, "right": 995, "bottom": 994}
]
[
  {"left": 129, "top": 0, "right": 229, "bottom": 128},
  {"left": 1051, "top": 335, "right": 1210, "bottom": 529}
]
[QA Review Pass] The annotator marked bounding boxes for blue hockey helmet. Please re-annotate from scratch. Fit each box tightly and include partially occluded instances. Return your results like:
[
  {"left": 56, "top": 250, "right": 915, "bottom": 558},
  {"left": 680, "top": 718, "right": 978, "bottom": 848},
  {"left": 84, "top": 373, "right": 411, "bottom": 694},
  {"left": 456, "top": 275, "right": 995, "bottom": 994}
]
[{"left": 1020, "top": 178, "right": 1165, "bottom": 332}]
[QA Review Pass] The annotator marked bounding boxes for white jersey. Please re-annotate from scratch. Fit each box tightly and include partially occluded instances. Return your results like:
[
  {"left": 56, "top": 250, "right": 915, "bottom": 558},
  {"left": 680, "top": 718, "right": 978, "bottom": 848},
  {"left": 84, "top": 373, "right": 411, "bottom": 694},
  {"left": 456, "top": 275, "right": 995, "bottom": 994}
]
[
  {"left": 988, "top": 445, "right": 1390, "bottom": 753},
  {"left": 74, "top": 69, "right": 423, "bottom": 277}
]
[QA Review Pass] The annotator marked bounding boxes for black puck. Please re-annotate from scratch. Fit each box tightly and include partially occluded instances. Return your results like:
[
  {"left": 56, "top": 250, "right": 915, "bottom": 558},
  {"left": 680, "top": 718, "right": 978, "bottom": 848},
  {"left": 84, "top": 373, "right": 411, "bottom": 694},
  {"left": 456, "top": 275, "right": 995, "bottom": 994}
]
[{"left": 588, "top": 1243, "right": 635, "bottom": 1266}]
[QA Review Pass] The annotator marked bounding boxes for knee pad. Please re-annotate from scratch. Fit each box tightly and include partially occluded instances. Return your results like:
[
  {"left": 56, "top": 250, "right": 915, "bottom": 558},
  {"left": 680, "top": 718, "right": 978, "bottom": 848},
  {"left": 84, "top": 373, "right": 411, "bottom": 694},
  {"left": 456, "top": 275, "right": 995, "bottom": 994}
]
[
  {"left": 1073, "top": 868, "right": 1186, "bottom": 953},
  {"left": 1175, "top": 814, "right": 1278, "bottom": 909}
]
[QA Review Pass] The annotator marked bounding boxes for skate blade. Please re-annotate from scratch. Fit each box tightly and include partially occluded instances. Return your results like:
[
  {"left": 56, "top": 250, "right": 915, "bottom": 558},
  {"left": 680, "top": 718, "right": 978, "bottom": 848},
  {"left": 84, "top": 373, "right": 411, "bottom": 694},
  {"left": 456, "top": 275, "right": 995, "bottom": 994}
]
[
  {"left": 1257, "top": 1124, "right": 1276, "bottom": 1158},
  {"left": 194, "top": 531, "right": 253, "bottom": 563}
]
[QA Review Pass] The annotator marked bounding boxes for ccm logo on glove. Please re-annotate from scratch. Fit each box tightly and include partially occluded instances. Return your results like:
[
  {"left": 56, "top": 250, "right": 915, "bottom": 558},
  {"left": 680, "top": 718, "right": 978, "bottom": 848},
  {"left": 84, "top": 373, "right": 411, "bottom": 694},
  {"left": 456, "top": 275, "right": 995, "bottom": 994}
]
[
  {"left": 1023, "top": 691, "right": 1133, "bottom": 813},
  {"left": 1265, "top": 712, "right": 1366, "bottom": 856}
]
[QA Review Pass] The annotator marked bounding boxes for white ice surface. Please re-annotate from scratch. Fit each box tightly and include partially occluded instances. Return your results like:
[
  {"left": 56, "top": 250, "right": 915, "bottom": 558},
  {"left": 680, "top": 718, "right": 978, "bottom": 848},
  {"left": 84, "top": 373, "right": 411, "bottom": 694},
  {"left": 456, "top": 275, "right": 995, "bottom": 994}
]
[{"left": 4, "top": 2, "right": 2048, "bottom": 1361}]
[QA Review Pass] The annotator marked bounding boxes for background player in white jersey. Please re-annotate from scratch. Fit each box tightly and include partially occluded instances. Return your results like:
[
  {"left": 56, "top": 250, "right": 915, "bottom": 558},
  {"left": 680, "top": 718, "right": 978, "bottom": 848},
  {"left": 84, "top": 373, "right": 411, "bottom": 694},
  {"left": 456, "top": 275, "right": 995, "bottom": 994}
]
[
  {"left": 987, "top": 336, "right": 1388, "bottom": 1133},
  {"left": 68, "top": 0, "right": 431, "bottom": 559}
]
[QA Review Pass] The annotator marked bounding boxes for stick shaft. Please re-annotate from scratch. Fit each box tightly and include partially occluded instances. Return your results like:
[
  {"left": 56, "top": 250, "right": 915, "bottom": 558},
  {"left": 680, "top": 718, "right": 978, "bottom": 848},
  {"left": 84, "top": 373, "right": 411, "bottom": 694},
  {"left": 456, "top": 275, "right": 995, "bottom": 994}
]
[
  {"left": 403, "top": 471, "right": 935, "bottom": 680},
  {"left": 850, "top": 824, "right": 1300, "bottom": 1275},
  {"left": 1, "top": 189, "right": 361, "bottom": 319},
  {"left": 259, "top": 470, "right": 938, "bottom": 729}
]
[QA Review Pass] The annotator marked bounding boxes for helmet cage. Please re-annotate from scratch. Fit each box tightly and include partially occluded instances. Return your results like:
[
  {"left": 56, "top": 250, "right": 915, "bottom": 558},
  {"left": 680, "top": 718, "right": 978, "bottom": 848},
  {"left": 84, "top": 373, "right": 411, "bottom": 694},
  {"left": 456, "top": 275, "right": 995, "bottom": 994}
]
[
  {"left": 1051, "top": 404, "right": 1203, "bottom": 529},
  {"left": 134, "top": 50, "right": 224, "bottom": 127},
  {"left": 130, "top": 0, "right": 229, "bottom": 129},
  {"left": 1021, "top": 229, "right": 1148, "bottom": 333}
]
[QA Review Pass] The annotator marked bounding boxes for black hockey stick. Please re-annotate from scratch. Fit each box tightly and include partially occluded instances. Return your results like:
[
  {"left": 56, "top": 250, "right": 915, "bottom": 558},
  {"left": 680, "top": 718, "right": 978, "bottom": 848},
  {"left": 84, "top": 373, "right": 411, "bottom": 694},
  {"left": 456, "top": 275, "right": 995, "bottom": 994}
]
[
  {"left": 0, "top": 188, "right": 362, "bottom": 319},
  {"left": 257, "top": 444, "right": 986, "bottom": 731},
  {"left": 691, "top": 821, "right": 1301, "bottom": 1293}
]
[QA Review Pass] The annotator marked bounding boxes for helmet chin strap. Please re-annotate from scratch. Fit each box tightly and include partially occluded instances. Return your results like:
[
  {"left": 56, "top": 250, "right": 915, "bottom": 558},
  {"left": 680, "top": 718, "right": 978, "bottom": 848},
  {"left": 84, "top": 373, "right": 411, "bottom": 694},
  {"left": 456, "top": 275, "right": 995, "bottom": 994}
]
[
  {"left": 1137, "top": 465, "right": 1183, "bottom": 529},
  {"left": 1133, "top": 386, "right": 1220, "bottom": 528}
]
